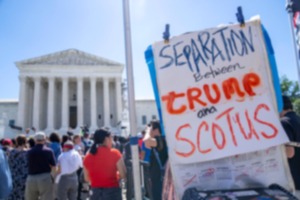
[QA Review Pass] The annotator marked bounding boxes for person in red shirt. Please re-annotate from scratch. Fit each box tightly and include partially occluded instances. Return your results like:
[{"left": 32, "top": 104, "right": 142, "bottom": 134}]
[{"left": 83, "top": 128, "right": 126, "bottom": 200}]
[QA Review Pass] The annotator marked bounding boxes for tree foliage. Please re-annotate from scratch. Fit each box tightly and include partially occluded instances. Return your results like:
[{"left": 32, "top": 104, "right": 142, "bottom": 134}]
[
  {"left": 280, "top": 75, "right": 300, "bottom": 114},
  {"left": 280, "top": 75, "right": 300, "bottom": 102}
]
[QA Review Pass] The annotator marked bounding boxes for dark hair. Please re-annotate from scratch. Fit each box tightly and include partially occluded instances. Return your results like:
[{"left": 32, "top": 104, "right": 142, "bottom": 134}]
[
  {"left": 282, "top": 95, "right": 293, "bottom": 110},
  {"left": 61, "top": 135, "right": 70, "bottom": 146},
  {"left": 90, "top": 128, "right": 111, "bottom": 155},
  {"left": 28, "top": 138, "right": 35, "bottom": 148},
  {"left": 113, "top": 135, "right": 119, "bottom": 142},
  {"left": 150, "top": 120, "right": 161, "bottom": 134},
  {"left": 11, "top": 138, "right": 16, "bottom": 146},
  {"left": 16, "top": 135, "right": 26, "bottom": 147},
  {"left": 49, "top": 132, "right": 60, "bottom": 143}
]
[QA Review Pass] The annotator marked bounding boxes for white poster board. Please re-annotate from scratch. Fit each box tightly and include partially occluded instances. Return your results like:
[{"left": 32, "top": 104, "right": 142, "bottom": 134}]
[
  {"left": 151, "top": 17, "right": 289, "bottom": 164},
  {"left": 147, "top": 16, "right": 293, "bottom": 199}
]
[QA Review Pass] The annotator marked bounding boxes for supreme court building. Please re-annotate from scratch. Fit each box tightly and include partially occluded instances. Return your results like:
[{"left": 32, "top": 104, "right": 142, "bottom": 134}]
[{"left": 16, "top": 49, "right": 123, "bottom": 134}]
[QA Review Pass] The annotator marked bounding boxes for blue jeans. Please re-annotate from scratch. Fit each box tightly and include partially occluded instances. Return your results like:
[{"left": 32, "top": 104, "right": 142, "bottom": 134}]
[{"left": 91, "top": 187, "right": 122, "bottom": 200}]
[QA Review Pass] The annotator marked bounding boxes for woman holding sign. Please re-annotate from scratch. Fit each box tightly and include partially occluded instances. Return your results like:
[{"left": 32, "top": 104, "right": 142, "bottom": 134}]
[{"left": 144, "top": 120, "right": 169, "bottom": 200}]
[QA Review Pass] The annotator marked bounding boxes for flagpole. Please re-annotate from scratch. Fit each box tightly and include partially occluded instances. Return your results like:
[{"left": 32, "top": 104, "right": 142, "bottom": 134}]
[
  {"left": 122, "top": 0, "right": 142, "bottom": 199},
  {"left": 287, "top": 0, "right": 300, "bottom": 88}
]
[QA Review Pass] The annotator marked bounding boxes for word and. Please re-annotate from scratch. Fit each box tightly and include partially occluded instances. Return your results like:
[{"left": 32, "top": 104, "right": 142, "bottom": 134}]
[
  {"left": 193, "top": 63, "right": 245, "bottom": 82},
  {"left": 159, "top": 26, "right": 254, "bottom": 73},
  {"left": 174, "top": 103, "right": 278, "bottom": 158},
  {"left": 197, "top": 106, "right": 217, "bottom": 119},
  {"left": 161, "top": 72, "right": 260, "bottom": 115}
]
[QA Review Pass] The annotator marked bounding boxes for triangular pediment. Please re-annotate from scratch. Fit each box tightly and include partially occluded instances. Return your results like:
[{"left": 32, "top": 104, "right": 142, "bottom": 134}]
[{"left": 17, "top": 49, "right": 123, "bottom": 66}]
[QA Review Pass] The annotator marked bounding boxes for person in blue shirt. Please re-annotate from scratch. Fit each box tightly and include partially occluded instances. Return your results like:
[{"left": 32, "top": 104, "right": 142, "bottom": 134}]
[
  {"left": 139, "top": 129, "right": 151, "bottom": 163},
  {"left": 0, "top": 148, "right": 12, "bottom": 199},
  {"left": 48, "top": 132, "right": 62, "bottom": 161}
]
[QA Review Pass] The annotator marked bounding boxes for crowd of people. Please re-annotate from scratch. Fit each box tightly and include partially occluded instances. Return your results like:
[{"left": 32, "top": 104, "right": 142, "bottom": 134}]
[
  {"left": 0, "top": 119, "right": 170, "bottom": 200},
  {"left": 0, "top": 95, "right": 300, "bottom": 200}
]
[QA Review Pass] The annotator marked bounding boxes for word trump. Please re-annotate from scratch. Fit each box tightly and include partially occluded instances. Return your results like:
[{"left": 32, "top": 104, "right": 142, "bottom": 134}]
[
  {"left": 174, "top": 103, "right": 278, "bottom": 158},
  {"left": 161, "top": 72, "right": 260, "bottom": 115}
]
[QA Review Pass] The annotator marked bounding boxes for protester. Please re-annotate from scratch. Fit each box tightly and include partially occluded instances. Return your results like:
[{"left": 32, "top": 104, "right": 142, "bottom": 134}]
[
  {"left": 144, "top": 120, "right": 168, "bottom": 200},
  {"left": 83, "top": 128, "right": 126, "bottom": 200},
  {"left": 73, "top": 134, "right": 84, "bottom": 155},
  {"left": 82, "top": 132, "right": 93, "bottom": 154},
  {"left": 140, "top": 129, "right": 151, "bottom": 163},
  {"left": 56, "top": 140, "right": 83, "bottom": 200},
  {"left": 27, "top": 137, "right": 35, "bottom": 148},
  {"left": 11, "top": 138, "right": 17, "bottom": 148},
  {"left": 72, "top": 134, "right": 85, "bottom": 200},
  {"left": 25, "top": 128, "right": 35, "bottom": 138},
  {"left": 1, "top": 138, "right": 13, "bottom": 156},
  {"left": 139, "top": 128, "right": 152, "bottom": 198},
  {"left": 48, "top": 132, "right": 62, "bottom": 161},
  {"left": 61, "top": 134, "right": 70, "bottom": 147},
  {"left": 113, "top": 135, "right": 122, "bottom": 153},
  {"left": 8, "top": 135, "right": 28, "bottom": 200},
  {"left": 280, "top": 95, "right": 300, "bottom": 198},
  {"left": 25, "top": 132, "right": 56, "bottom": 200},
  {"left": 0, "top": 148, "right": 12, "bottom": 200}
]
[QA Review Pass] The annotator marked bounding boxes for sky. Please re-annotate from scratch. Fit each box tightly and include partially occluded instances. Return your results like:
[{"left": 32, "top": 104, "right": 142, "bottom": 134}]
[{"left": 0, "top": 0, "right": 297, "bottom": 100}]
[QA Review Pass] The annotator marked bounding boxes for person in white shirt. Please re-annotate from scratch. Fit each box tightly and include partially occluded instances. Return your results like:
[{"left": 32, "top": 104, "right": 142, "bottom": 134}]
[{"left": 56, "top": 140, "right": 83, "bottom": 200}]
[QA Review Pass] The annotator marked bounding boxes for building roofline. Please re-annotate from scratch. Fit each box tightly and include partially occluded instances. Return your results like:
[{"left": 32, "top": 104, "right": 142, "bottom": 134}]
[{"left": 0, "top": 99, "right": 19, "bottom": 103}]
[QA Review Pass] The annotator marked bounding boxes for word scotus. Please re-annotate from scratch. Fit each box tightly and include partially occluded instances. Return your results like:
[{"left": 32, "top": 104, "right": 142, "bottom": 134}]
[{"left": 173, "top": 103, "right": 278, "bottom": 158}]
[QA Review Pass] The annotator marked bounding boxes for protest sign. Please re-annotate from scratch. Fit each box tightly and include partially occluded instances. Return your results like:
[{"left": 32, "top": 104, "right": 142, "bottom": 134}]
[
  {"left": 145, "top": 15, "right": 294, "bottom": 199},
  {"left": 147, "top": 16, "right": 289, "bottom": 164}
]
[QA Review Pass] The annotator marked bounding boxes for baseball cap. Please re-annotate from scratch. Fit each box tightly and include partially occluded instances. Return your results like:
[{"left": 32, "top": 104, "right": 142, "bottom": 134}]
[
  {"left": 63, "top": 140, "right": 74, "bottom": 149},
  {"left": 2, "top": 138, "right": 12, "bottom": 146}
]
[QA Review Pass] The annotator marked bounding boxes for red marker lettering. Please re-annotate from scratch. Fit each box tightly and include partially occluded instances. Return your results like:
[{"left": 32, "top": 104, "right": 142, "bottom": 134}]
[
  {"left": 254, "top": 103, "right": 278, "bottom": 139},
  {"left": 197, "top": 121, "right": 212, "bottom": 154},
  {"left": 175, "top": 124, "right": 196, "bottom": 157}
]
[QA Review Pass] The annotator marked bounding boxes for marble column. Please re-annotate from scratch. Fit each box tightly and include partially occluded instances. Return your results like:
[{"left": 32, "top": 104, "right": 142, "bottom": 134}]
[
  {"left": 32, "top": 77, "right": 41, "bottom": 131},
  {"left": 90, "top": 77, "right": 97, "bottom": 131},
  {"left": 115, "top": 77, "right": 122, "bottom": 125},
  {"left": 60, "top": 77, "right": 69, "bottom": 132},
  {"left": 17, "top": 76, "right": 27, "bottom": 130},
  {"left": 77, "top": 77, "right": 84, "bottom": 129},
  {"left": 46, "top": 77, "right": 55, "bottom": 132},
  {"left": 103, "top": 78, "right": 110, "bottom": 127}
]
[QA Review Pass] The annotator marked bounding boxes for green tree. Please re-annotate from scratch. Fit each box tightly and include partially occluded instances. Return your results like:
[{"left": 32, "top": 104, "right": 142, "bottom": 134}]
[
  {"left": 280, "top": 75, "right": 300, "bottom": 115},
  {"left": 280, "top": 75, "right": 300, "bottom": 102},
  {"left": 293, "top": 98, "right": 300, "bottom": 115}
]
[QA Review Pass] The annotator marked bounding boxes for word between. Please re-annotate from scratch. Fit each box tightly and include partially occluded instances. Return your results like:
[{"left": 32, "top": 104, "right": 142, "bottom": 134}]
[
  {"left": 174, "top": 103, "right": 278, "bottom": 158},
  {"left": 161, "top": 72, "right": 260, "bottom": 115},
  {"left": 159, "top": 26, "right": 254, "bottom": 73},
  {"left": 193, "top": 63, "right": 245, "bottom": 82}
]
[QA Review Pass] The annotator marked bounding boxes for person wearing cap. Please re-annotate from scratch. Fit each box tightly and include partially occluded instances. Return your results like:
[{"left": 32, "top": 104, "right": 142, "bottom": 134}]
[
  {"left": 55, "top": 140, "right": 82, "bottom": 200},
  {"left": 280, "top": 95, "right": 300, "bottom": 198},
  {"left": 25, "top": 131, "right": 56, "bottom": 200},
  {"left": 1, "top": 138, "right": 13, "bottom": 156},
  {"left": 83, "top": 128, "right": 126, "bottom": 200}
]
